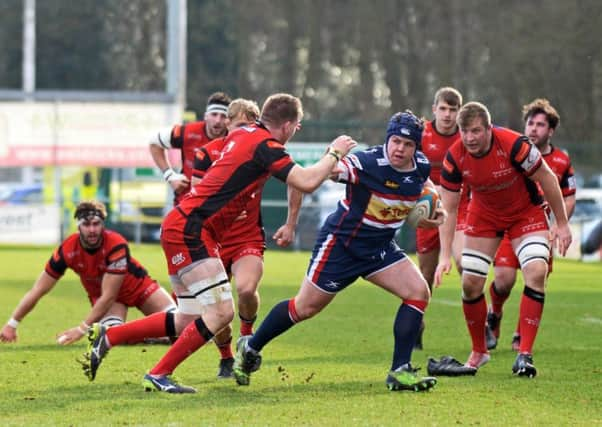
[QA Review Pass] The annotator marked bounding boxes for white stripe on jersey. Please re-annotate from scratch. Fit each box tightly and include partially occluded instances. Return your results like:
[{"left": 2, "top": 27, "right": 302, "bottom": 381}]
[{"left": 362, "top": 217, "right": 405, "bottom": 229}]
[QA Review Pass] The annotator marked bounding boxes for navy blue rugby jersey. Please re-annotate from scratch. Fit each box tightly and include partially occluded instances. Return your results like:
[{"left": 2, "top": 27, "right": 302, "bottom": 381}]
[{"left": 323, "top": 145, "right": 431, "bottom": 253}]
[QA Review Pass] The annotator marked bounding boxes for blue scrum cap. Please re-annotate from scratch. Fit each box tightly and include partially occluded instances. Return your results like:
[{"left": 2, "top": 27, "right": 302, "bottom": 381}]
[{"left": 385, "top": 111, "right": 424, "bottom": 150}]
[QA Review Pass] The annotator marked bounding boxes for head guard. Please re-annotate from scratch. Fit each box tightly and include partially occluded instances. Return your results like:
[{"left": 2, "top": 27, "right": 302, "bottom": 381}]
[{"left": 385, "top": 111, "right": 424, "bottom": 150}]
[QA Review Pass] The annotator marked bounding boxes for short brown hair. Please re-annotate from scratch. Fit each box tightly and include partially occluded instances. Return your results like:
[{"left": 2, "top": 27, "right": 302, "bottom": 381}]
[
  {"left": 522, "top": 98, "right": 560, "bottom": 129},
  {"left": 457, "top": 101, "right": 491, "bottom": 129},
  {"left": 228, "top": 98, "right": 260, "bottom": 123},
  {"left": 433, "top": 87, "right": 463, "bottom": 107},
  {"left": 260, "top": 93, "right": 303, "bottom": 127},
  {"left": 74, "top": 200, "right": 107, "bottom": 220},
  {"left": 207, "top": 91, "right": 232, "bottom": 107}
]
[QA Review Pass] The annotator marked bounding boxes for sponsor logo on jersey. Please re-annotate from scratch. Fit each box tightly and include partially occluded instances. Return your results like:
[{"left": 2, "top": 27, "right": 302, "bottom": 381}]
[
  {"left": 402, "top": 176, "right": 414, "bottom": 183},
  {"left": 384, "top": 180, "right": 399, "bottom": 189},
  {"left": 492, "top": 167, "right": 513, "bottom": 178},
  {"left": 171, "top": 253, "right": 186, "bottom": 266},
  {"left": 186, "top": 132, "right": 205, "bottom": 141}
]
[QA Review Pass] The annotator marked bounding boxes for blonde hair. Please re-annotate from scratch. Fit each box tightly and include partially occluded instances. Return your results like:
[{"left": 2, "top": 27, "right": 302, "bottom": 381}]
[
  {"left": 457, "top": 101, "right": 491, "bottom": 129},
  {"left": 228, "top": 98, "right": 260, "bottom": 123}
]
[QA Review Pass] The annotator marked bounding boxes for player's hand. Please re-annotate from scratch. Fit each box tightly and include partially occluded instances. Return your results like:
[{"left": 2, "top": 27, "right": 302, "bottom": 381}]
[
  {"left": 434, "top": 258, "right": 452, "bottom": 288},
  {"left": 418, "top": 207, "right": 447, "bottom": 229},
  {"left": 329, "top": 135, "right": 357, "bottom": 157},
  {"left": 273, "top": 223, "right": 296, "bottom": 248},
  {"left": 551, "top": 223, "right": 572, "bottom": 257},
  {"left": 164, "top": 170, "right": 190, "bottom": 194},
  {"left": 56, "top": 325, "right": 86, "bottom": 345},
  {"left": 0, "top": 324, "right": 18, "bottom": 343}
]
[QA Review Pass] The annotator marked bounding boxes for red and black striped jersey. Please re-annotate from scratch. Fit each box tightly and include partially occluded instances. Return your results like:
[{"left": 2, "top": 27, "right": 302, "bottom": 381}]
[
  {"left": 177, "top": 122, "right": 294, "bottom": 230},
  {"left": 45, "top": 230, "right": 149, "bottom": 301},
  {"left": 192, "top": 135, "right": 265, "bottom": 242}
]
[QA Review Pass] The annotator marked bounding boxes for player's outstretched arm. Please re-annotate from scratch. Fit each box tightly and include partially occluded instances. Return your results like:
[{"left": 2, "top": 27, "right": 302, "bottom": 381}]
[
  {"left": 1, "top": 271, "right": 58, "bottom": 343},
  {"left": 56, "top": 273, "right": 124, "bottom": 345},
  {"left": 286, "top": 135, "right": 357, "bottom": 193}
]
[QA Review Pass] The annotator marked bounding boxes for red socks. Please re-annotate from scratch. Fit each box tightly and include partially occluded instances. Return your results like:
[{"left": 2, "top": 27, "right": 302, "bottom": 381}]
[
  {"left": 106, "top": 312, "right": 167, "bottom": 346},
  {"left": 518, "top": 287, "right": 545, "bottom": 354},
  {"left": 150, "top": 317, "right": 214, "bottom": 376},
  {"left": 463, "top": 294, "right": 488, "bottom": 353}
]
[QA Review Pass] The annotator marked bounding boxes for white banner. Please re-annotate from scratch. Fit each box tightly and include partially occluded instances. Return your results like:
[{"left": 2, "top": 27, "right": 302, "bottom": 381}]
[
  {"left": 0, "top": 204, "right": 61, "bottom": 244},
  {"left": 0, "top": 101, "right": 180, "bottom": 167}
]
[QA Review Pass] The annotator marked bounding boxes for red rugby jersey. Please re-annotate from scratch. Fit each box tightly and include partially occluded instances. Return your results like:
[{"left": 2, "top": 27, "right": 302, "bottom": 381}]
[
  {"left": 169, "top": 120, "right": 215, "bottom": 204},
  {"left": 45, "top": 230, "right": 149, "bottom": 301},
  {"left": 441, "top": 126, "right": 544, "bottom": 220},
  {"left": 178, "top": 122, "right": 294, "bottom": 232},
  {"left": 543, "top": 145, "right": 576, "bottom": 197},
  {"left": 421, "top": 120, "right": 461, "bottom": 185},
  {"left": 192, "top": 136, "right": 266, "bottom": 243}
]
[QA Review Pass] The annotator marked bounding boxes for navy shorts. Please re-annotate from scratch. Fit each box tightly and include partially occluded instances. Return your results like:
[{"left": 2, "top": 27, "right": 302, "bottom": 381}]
[{"left": 306, "top": 232, "right": 407, "bottom": 293}]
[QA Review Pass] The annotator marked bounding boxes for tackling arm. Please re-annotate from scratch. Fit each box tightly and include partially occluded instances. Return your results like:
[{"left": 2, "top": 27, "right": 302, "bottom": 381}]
[{"left": 286, "top": 135, "right": 357, "bottom": 193}]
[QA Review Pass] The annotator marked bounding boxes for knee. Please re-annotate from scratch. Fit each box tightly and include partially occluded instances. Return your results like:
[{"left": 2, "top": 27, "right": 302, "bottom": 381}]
[
  {"left": 522, "top": 262, "right": 548, "bottom": 288},
  {"left": 294, "top": 301, "right": 322, "bottom": 321},
  {"left": 462, "top": 275, "right": 486, "bottom": 299},
  {"left": 217, "top": 303, "right": 235, "bottom": 324},
  {"left": 408, "top": 275, "right": 431, "bottom": 301},
  {"left": 236, "top": 282, "right": 259, "bottom": 302},
  {"left": 494, "top": 270, "right": 517, "bottom": 293}
]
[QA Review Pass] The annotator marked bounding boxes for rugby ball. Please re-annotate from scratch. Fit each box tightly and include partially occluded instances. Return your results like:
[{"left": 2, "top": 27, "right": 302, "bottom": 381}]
[{"left": 406, "top": 187, "right": 441, "bottom": 228}]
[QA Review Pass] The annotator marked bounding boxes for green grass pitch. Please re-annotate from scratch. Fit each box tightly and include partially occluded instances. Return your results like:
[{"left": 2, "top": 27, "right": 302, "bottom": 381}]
[{"left": 0, "top": 245, "right": 600, "bottom": 426}]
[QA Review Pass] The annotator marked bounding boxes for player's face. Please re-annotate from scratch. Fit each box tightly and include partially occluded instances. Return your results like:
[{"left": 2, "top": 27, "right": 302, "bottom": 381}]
[
  {"left": 460, "top": 118, "right": 491, "bottom": 156},
  {"left": 525, "top": 112, "right": 554, "bottom": 149},
  {"left": 227, "top": 113, "right": 254, "bottom": 131},
  {"left": 281, "top": 119, "right": 302, "bottom": 143},
  {"left": 432, "top": 101, "right": 459, "bottom": 135},
  {"left": 387, "top": 135, "right": 416, "bottom": 169},
  {"left": 79, "top": 218, "right": 104, "bottom": 248},
  {"left": 205, "top": 112, "right": 228, "bottom": 139}
]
